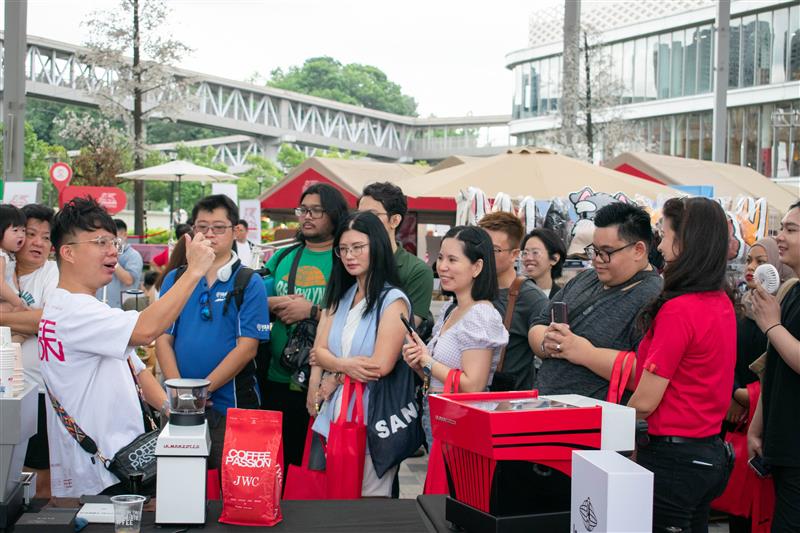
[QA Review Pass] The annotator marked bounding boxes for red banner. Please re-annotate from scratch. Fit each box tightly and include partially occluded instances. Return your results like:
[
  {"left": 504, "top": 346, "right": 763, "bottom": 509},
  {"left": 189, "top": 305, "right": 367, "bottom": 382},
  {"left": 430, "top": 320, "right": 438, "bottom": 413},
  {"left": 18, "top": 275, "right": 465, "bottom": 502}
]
[{"left": 60, "top": 186, "right": 127, "bottom": 215}]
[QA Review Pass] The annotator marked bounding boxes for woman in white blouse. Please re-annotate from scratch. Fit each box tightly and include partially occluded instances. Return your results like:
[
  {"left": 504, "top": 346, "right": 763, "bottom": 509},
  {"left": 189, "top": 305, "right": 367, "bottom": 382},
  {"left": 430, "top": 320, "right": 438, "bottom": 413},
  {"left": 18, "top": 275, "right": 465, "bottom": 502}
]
[{"left": 402, "top": 225, "right": 508, "bottom": 445}]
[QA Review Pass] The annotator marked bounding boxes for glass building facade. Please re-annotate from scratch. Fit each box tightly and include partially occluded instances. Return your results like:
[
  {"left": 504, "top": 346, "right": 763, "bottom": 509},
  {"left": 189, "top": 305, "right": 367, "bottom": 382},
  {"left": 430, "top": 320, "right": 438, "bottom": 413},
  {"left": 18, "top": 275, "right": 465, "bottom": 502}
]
[{"left": 508, "top": 3, "right": 800, "bottom": 177}]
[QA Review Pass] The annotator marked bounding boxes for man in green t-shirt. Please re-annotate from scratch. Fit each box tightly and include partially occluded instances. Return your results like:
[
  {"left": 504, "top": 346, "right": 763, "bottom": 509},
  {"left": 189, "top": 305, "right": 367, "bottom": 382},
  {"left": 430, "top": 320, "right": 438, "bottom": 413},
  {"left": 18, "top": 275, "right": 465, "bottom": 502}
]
[
  {"left": 358, "top": 182, "right": 433, "bottom": 328},
  {"left": 262, "top": 183, "right": 349, "bottom": 468}
]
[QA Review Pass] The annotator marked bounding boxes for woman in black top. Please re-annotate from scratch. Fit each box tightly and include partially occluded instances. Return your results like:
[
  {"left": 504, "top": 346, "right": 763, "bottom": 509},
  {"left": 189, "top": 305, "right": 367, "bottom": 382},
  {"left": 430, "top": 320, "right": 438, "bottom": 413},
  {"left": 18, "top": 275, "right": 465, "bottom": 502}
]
[
  {"left": 520, "top": 228, "right": 566, "bottom": 299},
  {"left": 748, "top": 201, "right": 800, "bottom": 531},
  {"left": 723, "top": 237, "right": 794, "bottom": 532}
]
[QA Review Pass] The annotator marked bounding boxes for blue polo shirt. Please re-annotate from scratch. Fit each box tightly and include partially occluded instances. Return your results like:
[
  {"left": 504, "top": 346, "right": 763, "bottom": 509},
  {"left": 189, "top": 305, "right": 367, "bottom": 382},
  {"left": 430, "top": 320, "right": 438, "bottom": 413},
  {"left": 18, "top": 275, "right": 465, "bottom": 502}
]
[{"left": 160, "top": 263, "right": 269, "bottom": 414}]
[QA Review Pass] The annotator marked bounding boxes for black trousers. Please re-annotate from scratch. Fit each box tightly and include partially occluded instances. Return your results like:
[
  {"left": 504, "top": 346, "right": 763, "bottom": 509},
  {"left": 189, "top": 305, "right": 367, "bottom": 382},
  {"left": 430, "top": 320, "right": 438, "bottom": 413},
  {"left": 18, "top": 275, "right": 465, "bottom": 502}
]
[
  {"left": 637, "top": 438, "right": 730, "bottom": 533},
  {"left": 772, "top": 465, "right": 800, "bottom": 532},
  {"left": 261, "top": 380, "right": 310, "bottom": 469}
]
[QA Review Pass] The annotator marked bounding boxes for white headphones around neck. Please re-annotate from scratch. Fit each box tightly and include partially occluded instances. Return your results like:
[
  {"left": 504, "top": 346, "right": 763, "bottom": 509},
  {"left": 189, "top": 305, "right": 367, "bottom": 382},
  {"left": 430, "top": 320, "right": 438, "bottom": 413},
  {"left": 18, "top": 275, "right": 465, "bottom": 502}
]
[{"left": 217, "top": 252, "right": 240, "bottom": 283}]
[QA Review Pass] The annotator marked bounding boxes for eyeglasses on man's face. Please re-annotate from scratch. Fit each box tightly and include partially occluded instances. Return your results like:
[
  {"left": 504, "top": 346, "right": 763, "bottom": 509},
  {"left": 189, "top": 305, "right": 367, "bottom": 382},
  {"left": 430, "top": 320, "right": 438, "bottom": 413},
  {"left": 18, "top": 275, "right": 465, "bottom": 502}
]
[
  {"left": 492, "top": 247, "right": 516, "bottom": 255},
  {"left": 193, "top": 223, "right": 232, "bottom": 235},
  {"left": 334, "top": 243, "right": 369, "bottom": 258},
  {"left": 295, "top": 206, "right": 325, "bottom": 219},
  {"left": 584, "top": 242, "right": 636, "bottom": 263},
  {"left": 66, "top": 235, "right": 124, "bottom": 254}
]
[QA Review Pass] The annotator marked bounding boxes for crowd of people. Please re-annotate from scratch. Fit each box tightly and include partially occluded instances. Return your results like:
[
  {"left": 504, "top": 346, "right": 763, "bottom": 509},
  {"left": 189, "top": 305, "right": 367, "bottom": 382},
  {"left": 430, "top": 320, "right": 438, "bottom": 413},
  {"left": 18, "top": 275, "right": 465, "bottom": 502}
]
[{"left": 1, "top": 182, "right": 798, "bottom": 532}]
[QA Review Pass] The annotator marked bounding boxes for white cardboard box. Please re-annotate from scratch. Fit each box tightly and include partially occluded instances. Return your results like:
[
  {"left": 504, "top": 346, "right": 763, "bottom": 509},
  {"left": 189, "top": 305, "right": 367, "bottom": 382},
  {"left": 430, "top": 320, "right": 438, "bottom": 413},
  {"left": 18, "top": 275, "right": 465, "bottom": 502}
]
[{"left": 571, "top": 450, "right": 653, "bottom": 533}]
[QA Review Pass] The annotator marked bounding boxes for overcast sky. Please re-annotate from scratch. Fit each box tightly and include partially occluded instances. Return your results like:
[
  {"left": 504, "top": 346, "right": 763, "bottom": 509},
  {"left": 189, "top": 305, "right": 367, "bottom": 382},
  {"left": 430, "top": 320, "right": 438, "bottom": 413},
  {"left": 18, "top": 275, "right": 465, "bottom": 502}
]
[{"left": 6, "top": 0, "right": 562, "bottom": 117}]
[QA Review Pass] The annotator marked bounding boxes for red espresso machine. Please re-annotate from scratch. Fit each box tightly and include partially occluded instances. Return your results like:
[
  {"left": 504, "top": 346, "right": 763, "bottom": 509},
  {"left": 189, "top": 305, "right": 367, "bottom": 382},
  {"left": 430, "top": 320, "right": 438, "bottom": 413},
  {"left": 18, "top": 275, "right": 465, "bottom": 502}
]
[{"left": 428, "top": 390, "right": 636, "bottom": 532}]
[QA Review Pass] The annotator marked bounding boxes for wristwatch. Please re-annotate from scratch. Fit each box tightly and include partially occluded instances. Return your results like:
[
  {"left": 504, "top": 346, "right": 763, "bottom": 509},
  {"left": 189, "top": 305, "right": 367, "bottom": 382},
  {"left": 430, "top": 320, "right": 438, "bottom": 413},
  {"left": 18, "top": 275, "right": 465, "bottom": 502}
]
[
  {"left": 422, "top": 358, "right": 433, "bottom": 377},
  {"left": 310, "top": 304, "right": 319, "bottom": 320}
]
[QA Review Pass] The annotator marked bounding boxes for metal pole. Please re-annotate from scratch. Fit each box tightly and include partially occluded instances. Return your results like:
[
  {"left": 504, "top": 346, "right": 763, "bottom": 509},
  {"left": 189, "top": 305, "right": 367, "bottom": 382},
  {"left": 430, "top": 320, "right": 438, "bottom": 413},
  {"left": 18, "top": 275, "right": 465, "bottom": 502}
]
[
  {"left": 3, "top": 0, "right": 27, "bottom": 181},
  {"left": 712, "top": 0, "right": 730, "bottom": 163},
  {"left": 562, "top": 0, "right": 581, "bottom": 140}
]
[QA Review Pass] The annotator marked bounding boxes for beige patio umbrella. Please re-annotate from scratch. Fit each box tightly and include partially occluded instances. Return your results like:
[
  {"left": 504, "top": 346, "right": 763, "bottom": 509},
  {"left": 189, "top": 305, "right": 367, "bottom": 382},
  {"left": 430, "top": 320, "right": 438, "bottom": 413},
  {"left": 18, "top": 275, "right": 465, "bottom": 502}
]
[
  {"left": 118, "top": 160, "right": 239, "bottom": 224},
  {"left": 404, "top": 147, "right": 684, "bottom": 200}
]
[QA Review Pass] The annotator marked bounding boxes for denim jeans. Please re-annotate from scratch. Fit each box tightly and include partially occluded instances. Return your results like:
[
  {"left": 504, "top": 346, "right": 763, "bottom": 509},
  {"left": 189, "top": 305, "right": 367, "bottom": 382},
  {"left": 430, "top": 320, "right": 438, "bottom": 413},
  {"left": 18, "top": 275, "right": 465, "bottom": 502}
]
[{"left": 637, "top": 438, "right": 730, "bottom": 533}]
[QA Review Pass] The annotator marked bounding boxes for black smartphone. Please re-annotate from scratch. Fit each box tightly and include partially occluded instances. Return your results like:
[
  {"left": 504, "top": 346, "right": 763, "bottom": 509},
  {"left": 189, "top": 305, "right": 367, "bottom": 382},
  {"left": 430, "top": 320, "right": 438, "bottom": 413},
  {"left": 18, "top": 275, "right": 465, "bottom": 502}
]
[
  {"left": 400, "top": 313, "right": 415, "bottom": 336},
  {"left": 551, "top": 301, "right": 568, "bottom": 323},
  {"left": 748, "top": 455, "right": 771, "bottom": 478}
]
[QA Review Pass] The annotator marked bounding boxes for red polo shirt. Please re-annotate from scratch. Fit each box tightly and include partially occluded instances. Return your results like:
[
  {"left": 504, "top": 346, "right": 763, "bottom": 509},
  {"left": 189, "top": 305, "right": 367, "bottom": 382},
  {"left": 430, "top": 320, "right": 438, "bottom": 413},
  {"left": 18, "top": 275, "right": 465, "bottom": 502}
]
[{"left": 635, "top": 291, "right": 736, "bottom": 438}]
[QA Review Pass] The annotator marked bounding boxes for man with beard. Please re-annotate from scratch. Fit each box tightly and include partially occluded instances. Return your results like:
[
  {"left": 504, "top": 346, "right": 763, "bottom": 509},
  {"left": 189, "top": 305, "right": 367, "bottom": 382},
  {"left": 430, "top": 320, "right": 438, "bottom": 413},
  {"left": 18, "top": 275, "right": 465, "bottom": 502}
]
[{"left": 261, "top": 183, "right": 349, "bottom": 469}]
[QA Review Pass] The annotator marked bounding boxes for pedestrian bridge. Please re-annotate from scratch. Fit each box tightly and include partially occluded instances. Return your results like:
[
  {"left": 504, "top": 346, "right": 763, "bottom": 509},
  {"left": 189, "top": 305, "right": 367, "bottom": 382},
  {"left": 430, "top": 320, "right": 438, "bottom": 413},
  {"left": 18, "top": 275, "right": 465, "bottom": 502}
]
[{"left": 0, "top": 32, "right": 513, "bottom": 162}]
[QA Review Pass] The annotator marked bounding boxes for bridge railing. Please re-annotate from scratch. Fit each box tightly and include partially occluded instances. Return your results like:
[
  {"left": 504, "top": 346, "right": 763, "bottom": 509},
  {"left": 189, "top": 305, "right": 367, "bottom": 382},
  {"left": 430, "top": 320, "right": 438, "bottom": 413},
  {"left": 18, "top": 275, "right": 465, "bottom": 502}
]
[{"left": 1, "top": 33, "right": 513, "bottom": 160}]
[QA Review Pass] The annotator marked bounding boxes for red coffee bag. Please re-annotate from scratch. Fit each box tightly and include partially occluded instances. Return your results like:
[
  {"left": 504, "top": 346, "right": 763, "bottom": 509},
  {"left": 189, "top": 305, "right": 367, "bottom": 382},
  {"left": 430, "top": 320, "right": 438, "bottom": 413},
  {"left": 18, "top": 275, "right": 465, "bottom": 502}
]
[{"left": 219, "top": 408, "right": 283, "bottom": 526}]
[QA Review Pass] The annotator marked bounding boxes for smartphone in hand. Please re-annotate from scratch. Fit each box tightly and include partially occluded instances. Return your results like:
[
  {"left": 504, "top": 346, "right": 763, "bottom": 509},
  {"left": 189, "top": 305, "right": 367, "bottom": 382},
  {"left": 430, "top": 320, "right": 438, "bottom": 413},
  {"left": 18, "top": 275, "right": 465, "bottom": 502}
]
[
  {"left": 551, "top": 302, "right": 568, "bottom": 324},
  {"left": 400, "top": 313, "right": 415, "bottom": 337},
  {"left": 748, "top": 455, "right": 771, "bottom": 478}
]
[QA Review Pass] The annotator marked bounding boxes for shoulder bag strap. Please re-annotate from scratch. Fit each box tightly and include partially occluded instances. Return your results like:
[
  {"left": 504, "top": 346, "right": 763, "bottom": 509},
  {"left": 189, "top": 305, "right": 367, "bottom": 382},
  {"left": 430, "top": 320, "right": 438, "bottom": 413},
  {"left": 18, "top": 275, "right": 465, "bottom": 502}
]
[
  {"left": 286, "top": 244, "right": 305, "bottom": 295},
  {"left": 125, "top": 357, "right": 158, "bottom": 432},
  {"left": 44, "top": 381, "right": 108, "bottom": 464},
  {"left": 567, "top": 269, "right": 652, "bottom": 325},
  {"left": 496, "top": 277, "right": 526, "bottom": 373}
]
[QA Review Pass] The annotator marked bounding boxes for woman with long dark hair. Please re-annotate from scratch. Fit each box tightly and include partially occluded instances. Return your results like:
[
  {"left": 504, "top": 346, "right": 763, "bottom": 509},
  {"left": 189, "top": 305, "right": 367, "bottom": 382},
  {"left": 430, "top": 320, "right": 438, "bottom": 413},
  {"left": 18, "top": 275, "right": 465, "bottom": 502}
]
[
  {"left": 308, "top": 211, "right": 411, "bottom": 497},
  {"left": 402, "top": 225, "right": 508, "bottom": 445},
  {"left": 628, "top": 197, "right": 736, "bottom": 532}
]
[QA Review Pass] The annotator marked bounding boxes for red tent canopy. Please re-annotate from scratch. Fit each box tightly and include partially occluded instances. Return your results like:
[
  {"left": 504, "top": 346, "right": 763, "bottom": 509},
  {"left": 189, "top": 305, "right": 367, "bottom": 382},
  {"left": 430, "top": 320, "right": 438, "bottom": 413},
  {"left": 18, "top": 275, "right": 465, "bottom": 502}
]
[{"left": 259, "top": 157, "right": 455, "bottom": 222}]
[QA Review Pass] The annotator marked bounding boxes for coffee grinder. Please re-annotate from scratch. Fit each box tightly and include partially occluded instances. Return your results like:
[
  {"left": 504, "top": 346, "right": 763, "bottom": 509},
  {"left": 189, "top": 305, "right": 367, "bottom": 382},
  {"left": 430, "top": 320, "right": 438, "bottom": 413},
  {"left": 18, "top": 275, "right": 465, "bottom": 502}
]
[{"left": 155, "top": 379, "right": 211, "bottom": 525}]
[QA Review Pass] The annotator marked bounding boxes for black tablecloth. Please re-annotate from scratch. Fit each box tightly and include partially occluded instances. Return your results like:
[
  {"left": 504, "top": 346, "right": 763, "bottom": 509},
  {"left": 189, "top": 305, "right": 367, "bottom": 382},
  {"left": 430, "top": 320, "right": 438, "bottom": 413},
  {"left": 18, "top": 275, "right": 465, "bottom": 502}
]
[{"left": 20, "top": 499, "right": 435, "bottom": 532}]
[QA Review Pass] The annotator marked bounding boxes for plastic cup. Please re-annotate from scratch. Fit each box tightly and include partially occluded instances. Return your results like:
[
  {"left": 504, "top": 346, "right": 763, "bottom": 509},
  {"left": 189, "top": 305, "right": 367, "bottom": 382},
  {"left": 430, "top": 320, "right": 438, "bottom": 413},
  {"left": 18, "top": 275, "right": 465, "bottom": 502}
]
[
  {"left": 110, "top": 494, "right": 146, "bottom": 533},
  {"left": 0, "top": 368, "right": 14, "bottom": 399}
]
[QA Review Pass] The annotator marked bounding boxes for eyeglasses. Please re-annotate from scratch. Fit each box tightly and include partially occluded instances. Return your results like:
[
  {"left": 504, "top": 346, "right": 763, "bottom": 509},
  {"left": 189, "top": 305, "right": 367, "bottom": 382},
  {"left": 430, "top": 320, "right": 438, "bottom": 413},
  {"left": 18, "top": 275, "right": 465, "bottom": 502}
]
[
  {"left": 334, "top": 243, "right": 369, "bottom": 258},
  {"left": 492, "top": 247, "right": 516, "bottom": 255},
  {"left": 295, "top": 206, "right": 325, "bottom": 219},
  {"left": 584, "top": 242, "right": 636, "bottom": 263},
  {"left": 520, "top": 249, "right": 546, "bottom": 259},
  {"left": 66, "top": 235, "right": 124, "bottom": 254},
  {"left": 193, "top": 223, "right": 232, "bottom": 235},
  {"left": 199, "top": 291, "right": 212, "bottom": 321}
]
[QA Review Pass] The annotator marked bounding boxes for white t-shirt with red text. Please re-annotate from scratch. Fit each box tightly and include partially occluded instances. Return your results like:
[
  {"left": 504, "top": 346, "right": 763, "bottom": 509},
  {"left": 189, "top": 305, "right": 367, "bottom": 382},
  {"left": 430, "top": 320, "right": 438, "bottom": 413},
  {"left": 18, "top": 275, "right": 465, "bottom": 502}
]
[
  {"left": 39, "top": 288, "right": 145, "bottom": 497},
  {"left": 18, "top": 260, "right": 59, "bottom": 392}
]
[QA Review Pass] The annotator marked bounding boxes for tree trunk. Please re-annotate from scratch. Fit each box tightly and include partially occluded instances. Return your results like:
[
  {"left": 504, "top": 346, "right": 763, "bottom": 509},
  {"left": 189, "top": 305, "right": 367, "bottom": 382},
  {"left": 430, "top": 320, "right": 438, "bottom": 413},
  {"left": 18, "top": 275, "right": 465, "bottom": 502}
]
[
  {"left": 132, "top": 0, "right": 145, "bottom": 240},
  {"left": 583, "top": 32, "right": 594, "bottom": 163}
]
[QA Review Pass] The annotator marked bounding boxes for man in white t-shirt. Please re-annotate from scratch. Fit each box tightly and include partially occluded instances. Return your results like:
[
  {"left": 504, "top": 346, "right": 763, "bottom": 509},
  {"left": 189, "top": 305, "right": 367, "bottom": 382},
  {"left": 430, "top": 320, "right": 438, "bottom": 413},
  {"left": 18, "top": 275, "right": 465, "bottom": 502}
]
[
  {"left": 0, "top": 203, "right": 59, "bottom": 498},
  {"left": 40, "top": 197, "right": 215, "bottom": 497}
]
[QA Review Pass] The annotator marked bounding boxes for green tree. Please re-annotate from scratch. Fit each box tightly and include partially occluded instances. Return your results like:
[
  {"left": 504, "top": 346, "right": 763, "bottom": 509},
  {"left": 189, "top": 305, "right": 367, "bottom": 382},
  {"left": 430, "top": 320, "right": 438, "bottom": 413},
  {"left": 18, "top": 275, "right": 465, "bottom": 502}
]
[
  {"left": 0, "top": 123, "right": 69, "bottom": 205},
  {"left": 269, "top": 57, "right": 417, "bottom": 116}
]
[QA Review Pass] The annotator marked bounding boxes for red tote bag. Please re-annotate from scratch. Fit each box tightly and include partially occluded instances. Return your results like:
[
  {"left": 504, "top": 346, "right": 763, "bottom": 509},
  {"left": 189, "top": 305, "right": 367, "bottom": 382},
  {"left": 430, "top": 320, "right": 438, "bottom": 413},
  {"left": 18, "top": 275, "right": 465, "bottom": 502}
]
[
  {"left": 283, "top": 419, "right": 327, "bottom": 500},
  {"left": 423, "top": 369, "right": 462, "bottom": 495},
  {"left": 712, "top": 381, "right": 774, "bottom": 532},
  {"left": 325, "top": 376, "right": 366, "bottom": 500}
]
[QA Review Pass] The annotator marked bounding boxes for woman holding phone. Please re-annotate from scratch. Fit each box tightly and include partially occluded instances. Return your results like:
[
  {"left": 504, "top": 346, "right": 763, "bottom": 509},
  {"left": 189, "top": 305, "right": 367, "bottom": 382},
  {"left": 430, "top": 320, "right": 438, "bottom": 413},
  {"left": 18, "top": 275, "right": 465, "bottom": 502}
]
[
  {"left": 628, "top": 197, "right": 736, "bottom": 532},
  {"left": 307, "top": 211, "right": 410, "bottom": 497},
  {"left": 402, "top": 225, "right": 508, "bottom": 446}
]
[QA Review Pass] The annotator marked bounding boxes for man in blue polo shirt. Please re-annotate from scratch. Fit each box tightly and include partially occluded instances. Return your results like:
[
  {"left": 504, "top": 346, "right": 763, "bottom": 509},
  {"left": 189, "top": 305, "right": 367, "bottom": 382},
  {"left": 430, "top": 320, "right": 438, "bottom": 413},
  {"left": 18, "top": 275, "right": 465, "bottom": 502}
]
[{"left": 156, "top": 195, "right": 269, "bottom": 470}]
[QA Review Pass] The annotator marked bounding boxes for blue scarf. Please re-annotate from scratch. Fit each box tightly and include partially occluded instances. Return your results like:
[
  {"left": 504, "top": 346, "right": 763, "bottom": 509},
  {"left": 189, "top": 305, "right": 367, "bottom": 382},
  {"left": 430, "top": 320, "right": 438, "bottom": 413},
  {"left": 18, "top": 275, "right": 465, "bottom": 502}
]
[{"left": 312, "top": 283, "right": 409, "bottom": 439}]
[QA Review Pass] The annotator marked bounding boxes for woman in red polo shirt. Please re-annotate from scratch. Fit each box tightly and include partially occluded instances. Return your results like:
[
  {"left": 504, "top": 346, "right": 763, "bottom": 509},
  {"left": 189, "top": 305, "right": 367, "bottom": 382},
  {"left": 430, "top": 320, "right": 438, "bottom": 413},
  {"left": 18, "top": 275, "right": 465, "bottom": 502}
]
[{"left": 628, "top": 197, "right": 736, "bottom": 533}]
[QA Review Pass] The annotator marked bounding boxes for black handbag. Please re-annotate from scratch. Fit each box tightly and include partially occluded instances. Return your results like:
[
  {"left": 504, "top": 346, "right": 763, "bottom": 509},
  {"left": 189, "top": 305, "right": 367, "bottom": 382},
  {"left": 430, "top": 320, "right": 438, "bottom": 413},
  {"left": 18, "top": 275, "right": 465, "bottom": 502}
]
[
  {"left": 276, "top": 243, "right": 319, "bottom": 388},
  {"left": 366, "top": 360, "right": 426, "bottom": 478},
  {"left": 45, "top": 358, "right": 159, "bottom": 495}
]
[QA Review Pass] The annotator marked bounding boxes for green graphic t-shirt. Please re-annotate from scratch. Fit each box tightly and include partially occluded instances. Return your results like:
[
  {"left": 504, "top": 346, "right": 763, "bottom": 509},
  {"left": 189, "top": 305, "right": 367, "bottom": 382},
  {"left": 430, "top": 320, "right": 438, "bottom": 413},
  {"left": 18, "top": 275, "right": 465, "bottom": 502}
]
[{"left": 264, "top": 246, "right": 333, "bottom": 383}]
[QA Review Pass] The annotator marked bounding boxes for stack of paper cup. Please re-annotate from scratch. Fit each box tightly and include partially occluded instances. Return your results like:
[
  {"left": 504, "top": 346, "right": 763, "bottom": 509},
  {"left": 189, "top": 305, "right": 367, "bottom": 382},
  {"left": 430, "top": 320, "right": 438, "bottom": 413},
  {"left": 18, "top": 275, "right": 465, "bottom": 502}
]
[
  {"left": 12, "top": 343, "right": 24, "bottom": 396},
  {"left": 0, "top": 331, "right": 15, "bottom": 399}
]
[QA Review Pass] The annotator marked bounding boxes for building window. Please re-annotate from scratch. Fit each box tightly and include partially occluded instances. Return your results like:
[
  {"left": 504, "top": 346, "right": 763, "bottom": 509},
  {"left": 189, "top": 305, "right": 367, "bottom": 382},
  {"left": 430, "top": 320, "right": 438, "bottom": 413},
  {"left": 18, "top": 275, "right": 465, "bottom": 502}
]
[
  {"left": 772, "top": 7, "right": 788, "bottom": 83},
  {"left": 646, "top": 35, "right": 659, "bottom": 100},
  {"left": 729, "top": 17, "right": 742, "bottom": 88},
  {"left": 756, "top": 11, "right": 772, "bottom": 86},
  {"left": 741, "top": 15, "right": 757, "bottom": 87},
  {"left": 790, "top": 4, "right": 800, "bottom": 81},
  {"left": 671, "top": 30, "right": 685, "bottom": 98},
  {"left": 658, "top": 33, "right": 672, "bottom": 98},
  {"left": 697, "top": 24, "right": 714, "bottom": 93}
]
